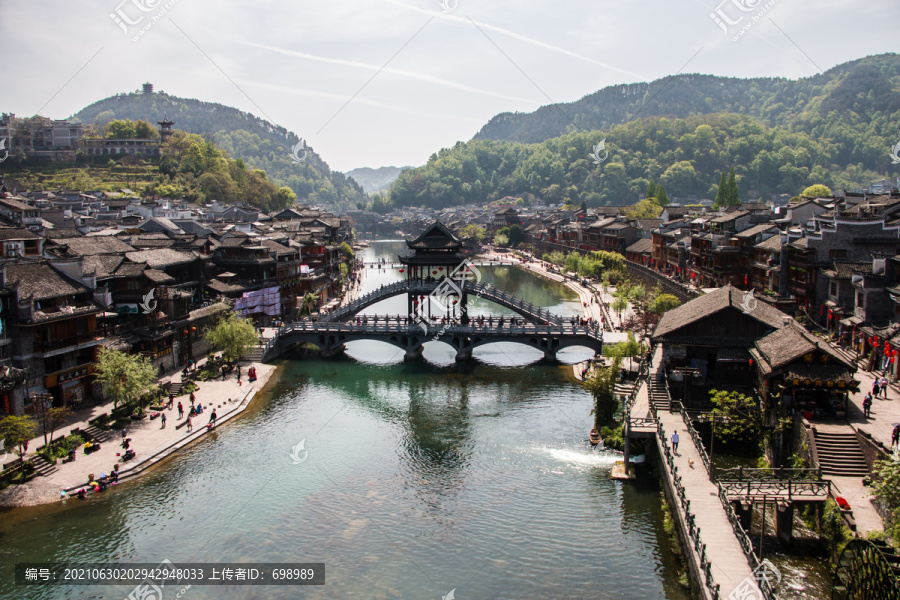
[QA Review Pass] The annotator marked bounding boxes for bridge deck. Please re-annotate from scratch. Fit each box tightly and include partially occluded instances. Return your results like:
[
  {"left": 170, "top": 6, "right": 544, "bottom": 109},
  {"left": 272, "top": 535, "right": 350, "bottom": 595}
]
[
  {"left": 627, "top": 380, "right": 656, "bottom": 436},
  {"left": 657, "top": 408, "right": 757, "bottom": 599}
]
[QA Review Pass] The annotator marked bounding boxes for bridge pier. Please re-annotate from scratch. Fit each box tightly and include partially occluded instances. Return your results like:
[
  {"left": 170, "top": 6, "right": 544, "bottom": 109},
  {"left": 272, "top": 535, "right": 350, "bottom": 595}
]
[
  {"left": 733, "top": 501, "right": 753, "bottom": 531},
  {"left": 775, "top": 502, "right": 794, "bottom": 545},
  {"left": 404, "top": 344, "right": 424, "bottom": 361},
  {"left": 320, "top": 344, "right": 346, "bottom": 358}
]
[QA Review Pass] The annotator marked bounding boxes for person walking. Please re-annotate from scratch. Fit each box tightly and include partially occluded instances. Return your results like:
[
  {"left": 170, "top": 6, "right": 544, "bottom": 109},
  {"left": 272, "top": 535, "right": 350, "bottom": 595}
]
[
  {"left": 863, "top": 393, "right": 873, "bottom": 418},
  {"left": 160, "top": 412, "right": 167, "bottom": 428},
  {"left": 671, "top": 430, "right": 680, "bottom": 454},
  {"left": 873, "top": 381, "right": 881, "bottom": 399},
  {"left": 208, "top": 410, "right": 217, "bottom": 428},
  {"left": 177, "top": 402, "right": 184, "bottom": 419},
  {"left": 893, "top": 424, "right": 900, "bottom": 449},
  {"left": 186, "top": 416, "right": 193, "bottom": 432},
  {"left": 882, "top": 376, "right": 889, "bottom": 398}
]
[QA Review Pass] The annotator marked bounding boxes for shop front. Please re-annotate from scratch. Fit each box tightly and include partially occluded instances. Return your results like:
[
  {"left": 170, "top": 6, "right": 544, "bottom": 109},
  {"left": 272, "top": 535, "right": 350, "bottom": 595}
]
[{"left": 45, "top": 365, "right": 93, "bottom": 408}]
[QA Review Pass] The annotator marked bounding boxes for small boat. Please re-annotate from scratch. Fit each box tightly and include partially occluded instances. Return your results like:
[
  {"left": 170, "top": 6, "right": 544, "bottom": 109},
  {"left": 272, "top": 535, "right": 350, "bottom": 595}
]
[{"left": 589, "top": 428, "right": 602, "bottom": 448}]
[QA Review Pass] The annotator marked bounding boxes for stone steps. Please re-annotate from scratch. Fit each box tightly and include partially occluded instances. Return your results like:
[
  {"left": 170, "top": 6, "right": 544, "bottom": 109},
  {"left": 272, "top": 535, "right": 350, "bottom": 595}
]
[{"left": 814, "top": 431, "right": 869, "bottom": 477}]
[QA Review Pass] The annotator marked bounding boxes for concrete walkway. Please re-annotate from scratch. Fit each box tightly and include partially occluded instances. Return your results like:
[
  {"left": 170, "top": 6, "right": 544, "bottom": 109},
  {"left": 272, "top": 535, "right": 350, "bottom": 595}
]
[
  {"left": 0, "top": 358, "right": 277, "bottom": 507},
  {"left": 657, "top": 407, "right": 757, "bottom": 599}
]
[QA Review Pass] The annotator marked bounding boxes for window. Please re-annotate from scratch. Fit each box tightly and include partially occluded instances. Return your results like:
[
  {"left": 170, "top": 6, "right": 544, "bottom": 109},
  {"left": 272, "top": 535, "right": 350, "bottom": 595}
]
[
  {"left": 830, "top": 282, "right": 838, "bottom": 297},
  {"left": 857, "top": 291, "right": 866, "bottom": 309},
  {"left": 830, "top": 249, "right": 847, "bottom": 259},
  {"left": 127, "top": 280, "right": 139, "bottom": 290}
]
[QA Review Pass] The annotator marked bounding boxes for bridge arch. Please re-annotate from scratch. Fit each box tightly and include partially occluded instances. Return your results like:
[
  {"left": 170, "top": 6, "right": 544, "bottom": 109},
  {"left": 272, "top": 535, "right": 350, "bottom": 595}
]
[{"left": 324, "top": 280, "right": 562, "bottom": 325}]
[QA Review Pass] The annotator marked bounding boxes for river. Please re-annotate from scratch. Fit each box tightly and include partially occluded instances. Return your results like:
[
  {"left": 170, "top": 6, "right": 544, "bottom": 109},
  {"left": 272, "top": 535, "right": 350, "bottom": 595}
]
[{"left": 0, "top": 241, "right": 699, "bottom": 599}]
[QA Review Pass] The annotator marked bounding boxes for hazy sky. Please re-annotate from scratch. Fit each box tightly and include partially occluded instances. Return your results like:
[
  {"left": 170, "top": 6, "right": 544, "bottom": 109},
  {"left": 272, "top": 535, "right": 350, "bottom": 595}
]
[{"left": 1, "top": 0, "right": 896, "bottom": 172}]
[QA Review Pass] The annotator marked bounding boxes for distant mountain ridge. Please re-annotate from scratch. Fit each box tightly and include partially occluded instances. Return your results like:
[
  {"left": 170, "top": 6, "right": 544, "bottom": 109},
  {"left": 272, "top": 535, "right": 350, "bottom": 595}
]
[
  {"left": 345, "top": 166, "right": 413, "bottom": 194},
  {"left": 474, "top": 53, "right": 900, "bottom": 144},
  {"left": 73, "top": 90, "right": 366, "bottom": 208}
]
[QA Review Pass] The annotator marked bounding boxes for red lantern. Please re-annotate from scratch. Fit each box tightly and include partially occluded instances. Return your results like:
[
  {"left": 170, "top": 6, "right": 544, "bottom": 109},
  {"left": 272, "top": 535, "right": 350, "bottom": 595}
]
[
  {"left": 744, "top": 275, "right": 748, "bottom": 285},
  {"left": 828, "top": 309, "right": 833, "bottom": 319},
  {"left": 399, "top": 269, "right": 404, "bottom": 273},
  {"left": 820, "top": 304, "right": 824, "bottom": 315},
  {"left": 749, "top": 358, "right": 754, "bottom": 366},
  {"left": 893, "top": 350, "right": 897, "bottom": 357}
]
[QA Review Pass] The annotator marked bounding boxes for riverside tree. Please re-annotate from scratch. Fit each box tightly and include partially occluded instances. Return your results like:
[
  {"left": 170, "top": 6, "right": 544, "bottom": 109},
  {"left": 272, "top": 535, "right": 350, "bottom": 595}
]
[
  {"left": 586, "top": 355, "right": 622, "bottom": 427},
  {"left": 94, "top": 348, "right": 158, "bottom": 411},
  {"left": 205, "top": 312, "right": 260, "bottom": 364},
  {"left": 0, "top": 415, "right": 37, "bottom": 463}
]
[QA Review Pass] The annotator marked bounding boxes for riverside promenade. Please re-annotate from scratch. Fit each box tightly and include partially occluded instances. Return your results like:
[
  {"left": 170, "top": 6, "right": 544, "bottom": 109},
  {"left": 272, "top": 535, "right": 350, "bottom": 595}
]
[{"left": 0, "top": 355, "right": 277, "bottom": 507}]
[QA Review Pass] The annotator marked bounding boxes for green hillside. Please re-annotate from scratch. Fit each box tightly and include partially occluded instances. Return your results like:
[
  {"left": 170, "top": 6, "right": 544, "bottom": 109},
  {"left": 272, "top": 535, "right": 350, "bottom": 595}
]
[
  {"left": 390, "top": 113, "right": 891, "bottom": 208},
  {"left": 474, "top": 53, "right": 900, "bottom": 145},
  {"left": 73, "top": 90, "right": 366, "bottom": 208}
]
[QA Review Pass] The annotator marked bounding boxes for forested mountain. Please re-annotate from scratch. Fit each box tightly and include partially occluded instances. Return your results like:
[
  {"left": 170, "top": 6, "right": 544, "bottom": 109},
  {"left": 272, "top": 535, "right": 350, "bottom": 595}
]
[
  {"left": 73, "top": 90, "right": 366, "bottom": 208},
  {"left": 388, "top": 54, "right": 900, "bottom": 209},
  {"left": 345, "top": 166, "right": 412, "bottom": 194},
  {"left": 389, "top": 113, "right": 891, "bottom": 209},
  {"left": 474, "top": 53, "right": 900, "bottom": 145}
]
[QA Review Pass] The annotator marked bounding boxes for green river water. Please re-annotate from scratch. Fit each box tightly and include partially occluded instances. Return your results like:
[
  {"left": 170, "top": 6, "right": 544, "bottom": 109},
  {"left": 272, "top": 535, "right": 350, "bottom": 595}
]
[{"left": 0, "top": 241, "right": 828, "bottom": 599}]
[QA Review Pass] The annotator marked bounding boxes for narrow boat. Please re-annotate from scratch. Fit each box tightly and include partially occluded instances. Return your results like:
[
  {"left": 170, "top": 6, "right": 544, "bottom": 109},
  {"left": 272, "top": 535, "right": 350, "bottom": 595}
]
[{"left": 589, "top": 428, "right": 602, "bottom": 448}]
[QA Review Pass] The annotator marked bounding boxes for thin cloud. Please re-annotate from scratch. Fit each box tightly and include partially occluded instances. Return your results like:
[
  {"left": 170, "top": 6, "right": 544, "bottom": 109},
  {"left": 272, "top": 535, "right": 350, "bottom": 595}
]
[
  {"left": 236, "top": 79, "right": 486, "bottom": 124},
  {"left": 240, "top": 40, "right": 542, "bottom": 105},
  {"left": 380, "top": 0, "right": 647, "bottom": 80}
]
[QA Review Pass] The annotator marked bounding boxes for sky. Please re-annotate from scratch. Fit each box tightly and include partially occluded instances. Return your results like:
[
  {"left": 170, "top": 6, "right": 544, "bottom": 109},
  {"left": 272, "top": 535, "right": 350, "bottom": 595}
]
[{"left": 0, "top": 0, "right": 897, "bottom": 173}]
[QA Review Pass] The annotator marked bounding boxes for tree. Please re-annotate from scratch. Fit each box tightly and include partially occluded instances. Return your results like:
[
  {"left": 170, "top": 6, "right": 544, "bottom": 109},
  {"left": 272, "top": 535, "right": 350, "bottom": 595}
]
[
  {"left": 800, "top": 184, "right": 832, "bottom": 199},
  {"left": 276, "top": 186, "right": 297, "bottom": 207},
  {"left": 709, "top": 389, "right": 762, "bottom": 451},
  {"left": 646, "top": 176, "right": 657, "bottom": 200},
  {"left": 655, "top": 183, "right": 670, "bottom": 206},
  {"left": 44, "top": 407, "right": 73, "bottom": 449},
  {"left": 94, "top": 348, "right": 158, "bottom": 411},
  {"left": 106, "top": 119, "right": 136, "bottom": 138},
  {"left": 459, "top": 224, "right": 486, "bottom": 242},
  {"left": 649, "top": 293, "right": 681, "bottom": 314},
  {"left": 506, "top": 224, "right": 524, "bottom": 246},
  {"left": 586, "top": 355, "right": 622, "bottom": 427},
  {"left": 604, "top": 331, "right": 642, "bottom": 368},
  {"left": 625, "top": 198, "right": 662, "bottom": 219},
  {"left": 0, "top": 415, "right": 38, "bottom": 463},
  {"left": 302, "top": 292, "right": 319, "bottom": 316},
  {"left": 623, "top": 311, "right": 660, "bottom": 340},
  {"left": 339, "top": 241, "right": 354, "bottom": 262},
  {"left": 714, "top": 169, "right": 727, "bottom": 208},
  {"left": 725, "top": 166, "right": 740, "bottom": 206},
  {"left": 494, "top": 232, "right": 510, "bottom": 246},
  {"left": 133, "top": 120, "right": 158, "bottom": 139},
  {"left": 872, "top": 458, "right": 900, "bottom": 544},
  {"left": 204, "top": 313, "right": 260, "bottom": 364},
  {"left": 612, "top": 295, "right": 628, "bottom": 324}
]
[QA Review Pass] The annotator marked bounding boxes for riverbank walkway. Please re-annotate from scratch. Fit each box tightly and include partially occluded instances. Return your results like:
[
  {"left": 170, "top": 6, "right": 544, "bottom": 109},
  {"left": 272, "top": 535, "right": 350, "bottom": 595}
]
[{"left": 0, "top": 355, "right": 276, "bottom": 507}]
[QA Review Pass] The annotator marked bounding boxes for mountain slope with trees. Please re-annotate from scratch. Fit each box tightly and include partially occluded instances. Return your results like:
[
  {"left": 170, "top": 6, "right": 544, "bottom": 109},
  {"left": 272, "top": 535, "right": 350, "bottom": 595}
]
[
  {"left": 389, "top": 112, "right": 891, "bottom": 209},
  {"left": 73, "top": 89, "right": 366, "bottom": 208},
  {"left": 474, "top": 53, "right": 900, "bottom": 146}
]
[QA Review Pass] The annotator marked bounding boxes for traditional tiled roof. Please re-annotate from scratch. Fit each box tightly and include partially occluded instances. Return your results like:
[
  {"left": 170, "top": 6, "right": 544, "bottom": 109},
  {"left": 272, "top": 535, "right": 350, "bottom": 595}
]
[
  {"left": 754, "top": 235, "right": 782, "bottom": 251},
  {"left": 406, "top": 221, "right": 462, "bottom": 251},
  {"left": 144, "top": 269, "right": 176, "bottom": 284},
  {"left": 125, "top": 249, "right": 198, "bottom": 268},
  {"left": 82, "top": 254, "right": 124, "bottom": 278},
  {"left": 49, "top": 237, "right": 135, "bottom": 256},
  {"left": 0, "top": 227, "right": 39, "bottom": 240},
  {"left": 6, "top": 261, "right": 89, "bottom": 300},
  {"left": 113, "top": 261, "right": 147, "bottom": 277},
  {"left": 625, "top": 238, "right": 653, "bottom": 254},
  {"left": 653, "top": 285, "right": 787, "bottom": 339},
  {"left": 751, "top": 322, "right": 853, "bottom": 375}
]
